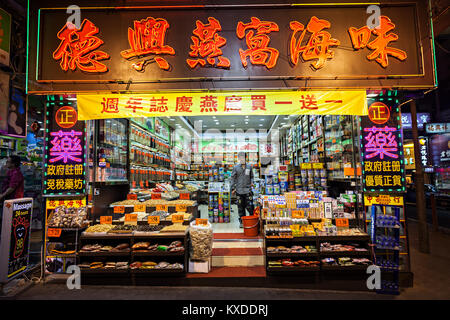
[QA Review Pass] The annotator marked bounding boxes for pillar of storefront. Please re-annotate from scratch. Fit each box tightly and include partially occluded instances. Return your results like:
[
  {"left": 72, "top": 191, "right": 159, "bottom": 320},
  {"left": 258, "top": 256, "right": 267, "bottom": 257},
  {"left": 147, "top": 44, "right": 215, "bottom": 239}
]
[{"left": 410, "top": 99, "right": 430, "bottom": 253}]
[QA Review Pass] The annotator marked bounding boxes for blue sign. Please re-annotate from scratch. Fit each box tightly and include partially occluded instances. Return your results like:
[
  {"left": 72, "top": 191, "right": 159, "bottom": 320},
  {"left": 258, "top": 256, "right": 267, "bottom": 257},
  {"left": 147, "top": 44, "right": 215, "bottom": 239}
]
[{"left": 401, "top": 113, "right": 430, "bottom": 130}]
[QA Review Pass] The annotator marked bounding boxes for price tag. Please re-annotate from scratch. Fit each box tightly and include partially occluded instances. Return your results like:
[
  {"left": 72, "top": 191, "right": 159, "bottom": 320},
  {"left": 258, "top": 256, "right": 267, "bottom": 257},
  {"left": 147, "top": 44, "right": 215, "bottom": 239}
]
[
  {"left": 47, "top": 228, "right": 62, "bottom": 238},
  {"left": 301, "top": 163, "right": 312, "bottom": 169},
  {"left": 175, "top": 204, "right": 187, "bottom": 212},
  {"left": 152, "top": 193, "right": 162, "bottom": 199},
  {"left": 127, "top": 194, "right": 137, "bottom": 200},
  {"left": 196, "top": 218, "right": 208, "bottom": 226},
  {"left": 124, "top": 214, "right": 138, "bottom": 225},
  {"left": 180, "top": 193, "right": 190, "bottom": 200},
  {"left": 312, "top": 163, "right": 324, "bottom": 169},
  {"left": 291, "top": 210, "right": 304, "bottom": 218},
  {"left": 156, "top": 204, "right": 168, "bottom": 211},
  {"left": 100, "top": 216, "right": 112, "bottom": 224},
  {"left": 172, "top": 214, "right": 184, "bottom": 223},
  {"left": 335, "top": 218, "right": 349, "bottom": 228},
  {"left": 134, "top": 204, "right": 146, "bottom": 212},
  {"left": 147, "top": 216, "right": 160, "bottom": 225},
  {"left": 113, "top": 206, "right": 125, "bottom": 214}
]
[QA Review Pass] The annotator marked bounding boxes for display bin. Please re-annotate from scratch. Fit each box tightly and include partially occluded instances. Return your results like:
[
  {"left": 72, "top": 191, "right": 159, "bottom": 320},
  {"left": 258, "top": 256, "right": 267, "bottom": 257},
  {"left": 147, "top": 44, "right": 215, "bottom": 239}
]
[{"left": 78, "top": 231, "right": 189, "bottom": 284}]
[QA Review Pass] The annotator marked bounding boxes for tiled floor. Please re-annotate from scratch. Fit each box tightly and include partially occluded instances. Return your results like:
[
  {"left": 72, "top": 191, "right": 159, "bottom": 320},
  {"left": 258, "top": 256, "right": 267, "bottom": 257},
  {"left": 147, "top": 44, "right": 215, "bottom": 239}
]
[
  {"left": 10, "top": 219, "right": 450, "bottom": 299},
  {"left": 199, "top": 204, "right": 243, "bottom": 233}
]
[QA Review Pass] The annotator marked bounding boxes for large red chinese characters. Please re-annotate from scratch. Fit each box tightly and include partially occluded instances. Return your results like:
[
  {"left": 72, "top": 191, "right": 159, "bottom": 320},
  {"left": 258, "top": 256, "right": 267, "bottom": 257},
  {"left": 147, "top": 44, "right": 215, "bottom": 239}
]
[
  {"left": 348, "top": 16, "right": 407, "bottom": 68},
  {"left": 290, "top": 16, "right": 340, "bottom": 70},
  {"left": 121, "top": 17, "right": 175, "bottom": 71},
  {"left": 236, "top": 17, "right": 279, "bottom": 69},
  {"left": 53, "top": 19, "right": 109, "bottom": 73},
  {"left": 187, "top": 17, "right": 230, "bottom": 69}
]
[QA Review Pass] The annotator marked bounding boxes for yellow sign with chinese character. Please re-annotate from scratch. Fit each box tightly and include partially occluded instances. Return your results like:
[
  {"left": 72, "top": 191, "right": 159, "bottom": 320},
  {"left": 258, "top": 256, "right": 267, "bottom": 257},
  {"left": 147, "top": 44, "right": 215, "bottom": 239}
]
[
  {"left": 46, "top": 198, "right": 86, "bottom": 209},
  {"left": 364, "top": 195, "right": 404, "bottom": 206},
  {"left": 77, "top": 91, "right": 367, "bottom": 120}
]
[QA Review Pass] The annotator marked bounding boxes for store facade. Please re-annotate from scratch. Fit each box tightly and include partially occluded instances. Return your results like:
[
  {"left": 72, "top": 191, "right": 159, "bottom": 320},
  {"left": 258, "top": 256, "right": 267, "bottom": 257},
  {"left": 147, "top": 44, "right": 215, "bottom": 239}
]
[{"left": 26, "top": 0, "right": 436, "bottom": 293}]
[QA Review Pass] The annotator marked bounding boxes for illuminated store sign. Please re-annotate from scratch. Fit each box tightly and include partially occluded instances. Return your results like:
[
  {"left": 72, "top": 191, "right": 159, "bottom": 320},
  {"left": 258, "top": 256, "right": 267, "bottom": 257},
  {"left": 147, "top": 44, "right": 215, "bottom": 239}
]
[
  {"left": 43, "top": 97, "right": 86, "bottom": 196},
  {"left": 361, "top": 96, "right": 405, "bottom": 192}
]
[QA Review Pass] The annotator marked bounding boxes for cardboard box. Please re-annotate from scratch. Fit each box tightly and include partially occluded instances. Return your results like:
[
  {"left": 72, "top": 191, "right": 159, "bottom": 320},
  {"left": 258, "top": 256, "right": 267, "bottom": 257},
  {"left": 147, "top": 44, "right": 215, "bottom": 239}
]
[{"left": 188, "top": 258, "right": 211, "bottom": 273}]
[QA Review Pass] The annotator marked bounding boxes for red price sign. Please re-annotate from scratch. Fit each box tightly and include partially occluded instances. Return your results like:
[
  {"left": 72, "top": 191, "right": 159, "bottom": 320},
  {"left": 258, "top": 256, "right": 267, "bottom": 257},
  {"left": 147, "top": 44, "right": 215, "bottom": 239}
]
[
  {"left": 156, "top": 204, "right": 168, "bottom": 211},
  {"left": 124, "top": 214, "right": 138, "bottom": 225},
  {"left": 291, "top": 210, "right": 304, "bottom": 219},
  {"left": 113, "top": 206, "right": 125, "bottom": 214},
  {"left": 172, "top": 214, "right": 184, "bottom": 223},
  {"left": 175, "top": 204, "right": 187, "bottom": 212},
  {"left": 152, "top": 193, "right": 162, "bottom": 199},
  {"left": 47, "top": 228, "right": 62, "bottom": 238},
  {"left": 127, "top": 194, "right": 137, "bottom": 200},
  {"left": 134, "top": 204, "right": 146, "bottom": 212},
  {"left": 335, "top": 218, "right": 349, "bottom": 228},
  {"left": 147, "top": 216, "right": 160, "bottom": 225},
  {"left": 180, "top": 193, "right": 190, "bottom": 200},
  {"left": 196, "top": 218, "right": 208, "bottom": 226},
  {"left": 100, "top": 216, "right": 112, "bottom": 224}
]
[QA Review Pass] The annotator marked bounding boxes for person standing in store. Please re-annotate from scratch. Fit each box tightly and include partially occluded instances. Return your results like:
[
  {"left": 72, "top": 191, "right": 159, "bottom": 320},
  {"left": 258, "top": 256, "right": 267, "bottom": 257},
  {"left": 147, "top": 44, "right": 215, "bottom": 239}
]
[
  {"left": 0, "top": 155, "right": 24, "bottom": 202},
  {"left": 231, "top": 152, "right": 254, "bottom": 228}
]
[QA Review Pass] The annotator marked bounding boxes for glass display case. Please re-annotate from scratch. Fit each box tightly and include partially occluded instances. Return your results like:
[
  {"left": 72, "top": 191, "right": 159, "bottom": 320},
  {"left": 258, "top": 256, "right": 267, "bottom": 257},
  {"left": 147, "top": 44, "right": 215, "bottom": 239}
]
[
  {"left": 324, "top": 115, "right": 356, "bottom": 180},
  {"left": 96, "top": 119, "right": 128, "bottom": 182}
]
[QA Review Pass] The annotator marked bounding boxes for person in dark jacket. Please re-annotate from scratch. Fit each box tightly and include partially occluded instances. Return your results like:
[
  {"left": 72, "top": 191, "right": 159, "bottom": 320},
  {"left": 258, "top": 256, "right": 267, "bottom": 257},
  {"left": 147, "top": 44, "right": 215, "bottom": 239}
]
[{"left": 231, "top": 152, "right": 254, "bottom": 228}]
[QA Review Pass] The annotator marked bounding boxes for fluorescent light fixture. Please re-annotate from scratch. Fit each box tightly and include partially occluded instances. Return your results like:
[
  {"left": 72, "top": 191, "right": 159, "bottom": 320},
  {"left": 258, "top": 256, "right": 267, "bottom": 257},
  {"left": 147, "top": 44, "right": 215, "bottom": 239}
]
[
  {"left": 259, "top": 124, "right": 263, "bottom": 126},
  {"left": 213, "top": 116, "right": 216, "bottom": 119},
  {"left": 260, "top": 119, "right": 265, "bottom": 121}
]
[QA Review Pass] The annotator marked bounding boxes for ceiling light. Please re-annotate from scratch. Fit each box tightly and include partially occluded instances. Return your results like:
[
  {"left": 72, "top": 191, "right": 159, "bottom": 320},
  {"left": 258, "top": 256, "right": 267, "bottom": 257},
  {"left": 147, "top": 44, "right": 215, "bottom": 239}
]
[
  {"left": 169, "top": 118, "right": 175, "bottom": 121},
  {"left": 280, "top": 123, "right": 286, "bottom": 125},
  {"left": 259, "top": 124, "right": 263, "bottom": 126},
  {"left": 231, "top": 124, "right": 235, "bottom": 127},
  {"left": 260, "top": 119, "right": 265, "bottom": 121},
  {"left": 213, "top": 116, "right": 216, "bottom": 119}
]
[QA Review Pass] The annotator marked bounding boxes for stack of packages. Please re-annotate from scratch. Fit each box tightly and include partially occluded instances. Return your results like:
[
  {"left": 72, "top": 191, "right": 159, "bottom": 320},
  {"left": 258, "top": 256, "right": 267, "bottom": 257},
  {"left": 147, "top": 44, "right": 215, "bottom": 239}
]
[{"left": 189, "top": 220, "right": 213, "bottom": 273}]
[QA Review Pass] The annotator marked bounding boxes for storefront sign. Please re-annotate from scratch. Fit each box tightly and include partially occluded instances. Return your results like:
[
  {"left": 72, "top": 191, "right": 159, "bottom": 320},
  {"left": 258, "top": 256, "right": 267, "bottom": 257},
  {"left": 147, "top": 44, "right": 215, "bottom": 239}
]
[
  {"left": 0, "top": 198, "right": 33, "bottom": 283},
  {"left": 361, "top": 98, "right": 405, "bottom": 192},
  {"left": 419, "top": 137, "right": 429, "bottom": 167},
  {"left": 28, "top": 3, "right": 435, "bottom": 92},
  {"left": 0, "top": 8, "right": 11, "bottom": 67},
  {"left": 426, "top": 123, "right": 450, "bottom": 134},
  {"left": 364, "top": 195, "right": 404, "bottom": 206},
  {"left": 430, "top": 133, "right": 450, "bottom": 166},
  {"left": 201, "top": 139, "right": 260, "bottom": 153},
  {"left": 77, "top": 91, "right": 367, "bottom": 119},
  {"left": 401, "top": 113, "right": 430, "bottom": 130},
  {"left": 43, "top": 100, "right": 86, "bottom": 196},
  {"left": 7, "top": 88, "right": 27, "bottom": 137}
]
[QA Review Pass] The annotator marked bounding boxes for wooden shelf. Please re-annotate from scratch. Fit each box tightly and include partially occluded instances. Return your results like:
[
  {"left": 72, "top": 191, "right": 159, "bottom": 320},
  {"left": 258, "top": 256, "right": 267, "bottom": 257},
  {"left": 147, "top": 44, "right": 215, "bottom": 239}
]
[
  {"left": 321, "top": 265, "right": 369, "bottom": 271},
  {"left": 319, "top": 251, "right": 370, "bottom": 257},
  {"left": 131, "top": 251, "right": 185, "bottom": 256},
  {"left": 267, "top": 266, "right": 320, "bottom": 272},
  {"left": 78, "top": 251, "right": 130, "bottom": 257},
  {"left": 266, "top": 252, "right": 318, "bottom": 258}
]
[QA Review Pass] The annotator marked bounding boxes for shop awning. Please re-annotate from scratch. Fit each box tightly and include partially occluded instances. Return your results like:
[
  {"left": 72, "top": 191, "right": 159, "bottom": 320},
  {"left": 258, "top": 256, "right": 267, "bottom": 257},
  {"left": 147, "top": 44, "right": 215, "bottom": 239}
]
[{"left": 76, "top": 91, "right": 367, "bottom": 120}]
